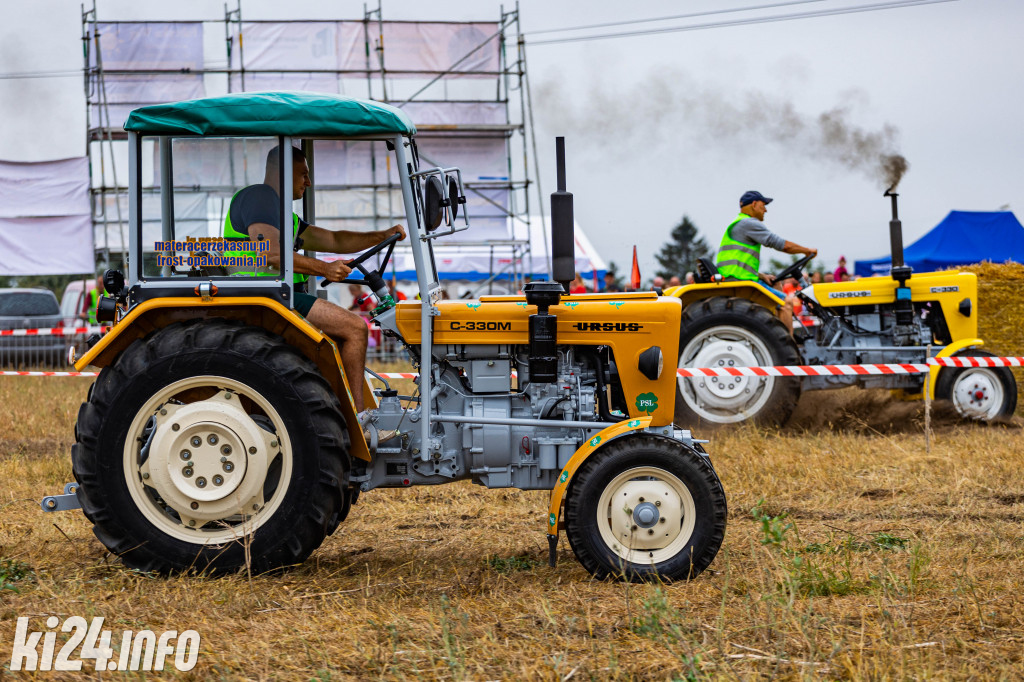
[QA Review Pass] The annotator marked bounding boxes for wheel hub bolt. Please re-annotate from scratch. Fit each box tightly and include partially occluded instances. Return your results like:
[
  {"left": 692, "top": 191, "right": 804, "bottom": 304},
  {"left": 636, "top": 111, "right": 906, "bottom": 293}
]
[
  {"left": 180, "top": 450, "right": 191, "bottom": 461},
  {"left": 213, "top": 475, "right": 224, "bottom": 486},
  {"left": 182, "top": 467, "right": 193, "bottom": 478},
  {"left": 172, "top": 423, "right": 180, "bottom": 431},
  {"left": 196, "top": 477, "right": 207, "bottom": 488},
  {"left": 191, "top": 436, "right": 202, "bottom": 447},
  {"left": 223, "top": 462, "right": 234, "bottom": 473},
  {"left": 190, "top": 501, "right": 198, "bottom": 510},
  {"left": 208, "top": 434, "right": 218, "bottom": 446},
  {"left": 248, "top": 446, "right": 257, "bottom": 454},
  {"left": 648, "top": 529, "right": 654, "bottom": 535},
  {"left": 221, "top": 444, "right": 232, "bottom": 456},
  {"left": 188, "top": 520, "right": 196, "bottom": 527},
  {"left": 270, "top": 440, "right": 279, "bottom": 449}
]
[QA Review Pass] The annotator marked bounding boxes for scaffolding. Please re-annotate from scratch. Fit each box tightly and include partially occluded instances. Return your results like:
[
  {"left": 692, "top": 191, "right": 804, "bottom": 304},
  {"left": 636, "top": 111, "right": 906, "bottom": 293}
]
[{"left": 81, "top": 1, "right": 543, "bottom": 293}]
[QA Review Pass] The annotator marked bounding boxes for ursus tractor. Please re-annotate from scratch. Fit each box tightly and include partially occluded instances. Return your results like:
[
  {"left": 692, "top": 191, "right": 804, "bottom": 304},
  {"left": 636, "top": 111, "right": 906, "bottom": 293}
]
[{"left": 45, "top": 92, "right": 726, "bottom": 582}]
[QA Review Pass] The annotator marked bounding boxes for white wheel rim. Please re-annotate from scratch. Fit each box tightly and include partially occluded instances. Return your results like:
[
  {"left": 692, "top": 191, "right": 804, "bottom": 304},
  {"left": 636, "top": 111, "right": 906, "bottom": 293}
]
[
  {"left": 678, "top": 325, "right": 775, "bottom": 423},
  {"left": 596, "top": 466, "right": 697, "bottom": 565},
  {"left": 951, "top": 368, "right": 1005, "bottom": 420},
  {"left": 122, "top": 375, "right": 293, "bottom": 544}
]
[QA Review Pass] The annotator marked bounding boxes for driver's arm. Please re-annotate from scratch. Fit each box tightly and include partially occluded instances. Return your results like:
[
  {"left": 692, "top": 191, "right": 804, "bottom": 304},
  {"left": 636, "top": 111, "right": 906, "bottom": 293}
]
[
  {"left": 301, "top": 224, "right": 406, "bottom": 254},
  {"left": 250, "top": 222, "right": 353, "bottom": 283},
  {"left": 780, "top": 240, "right": 817, "bottom": 257}
]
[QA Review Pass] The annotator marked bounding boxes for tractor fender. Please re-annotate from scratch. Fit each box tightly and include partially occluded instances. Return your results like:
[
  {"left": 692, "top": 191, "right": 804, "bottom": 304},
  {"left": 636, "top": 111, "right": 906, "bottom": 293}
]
[
  {"left": 546, "top": 417, "right": 653, "bottom": 535},
  {"left": 74, "top": 296, "right": 371, "bottom": 462},
  {"left": 928, "top": 337, "right": 984, "bottom": 400},
  {"left": 666, "top": 281, "right": 785, "bottom": 313}
]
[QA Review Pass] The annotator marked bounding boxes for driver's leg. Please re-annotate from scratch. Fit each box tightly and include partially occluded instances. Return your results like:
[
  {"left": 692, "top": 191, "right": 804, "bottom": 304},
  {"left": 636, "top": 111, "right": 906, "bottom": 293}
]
[{"left": 304, "top": 297, "right": 369, "bottom": 411}]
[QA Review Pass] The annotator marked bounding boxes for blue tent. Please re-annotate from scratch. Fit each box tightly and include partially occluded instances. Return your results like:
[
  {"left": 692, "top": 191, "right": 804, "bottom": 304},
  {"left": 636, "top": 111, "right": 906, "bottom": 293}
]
[{"left": 855, "top": 210, "right": 1024, "bottom": 277}]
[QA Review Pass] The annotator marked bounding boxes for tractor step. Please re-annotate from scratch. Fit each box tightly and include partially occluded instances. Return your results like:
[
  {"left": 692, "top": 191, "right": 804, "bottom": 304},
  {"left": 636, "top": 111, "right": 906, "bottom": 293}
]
[{"left": 40, "top": 482, "right": 81, "bottom": 512}]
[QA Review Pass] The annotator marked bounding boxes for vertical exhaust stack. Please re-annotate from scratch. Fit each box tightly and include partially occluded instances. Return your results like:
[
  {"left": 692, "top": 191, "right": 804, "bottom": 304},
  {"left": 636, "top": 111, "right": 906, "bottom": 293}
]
[
  {"left": 884, "top": 188, "right": 916, "bottom": 337},
  {"left": 550, "top": 137, "right": 575, "bottom": 293}
]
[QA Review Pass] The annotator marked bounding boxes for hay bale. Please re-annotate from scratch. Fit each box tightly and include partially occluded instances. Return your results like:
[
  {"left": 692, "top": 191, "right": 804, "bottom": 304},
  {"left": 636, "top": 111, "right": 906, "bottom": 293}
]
[{"left": 959, "top": 261, "right": 1024, "bottom": 415}]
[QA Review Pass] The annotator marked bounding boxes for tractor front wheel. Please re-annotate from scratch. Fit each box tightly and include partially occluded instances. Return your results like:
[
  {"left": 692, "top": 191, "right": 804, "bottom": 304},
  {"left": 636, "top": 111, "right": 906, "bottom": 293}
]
[
  {"left": 935, "top": 349, "right": 1017, "bottom": 422},
  {"left": 72, "top": 320, "right": 349, "bottom": 574},
  {"left": 563, "top": 434, "right": 727, "bottom": 581}
]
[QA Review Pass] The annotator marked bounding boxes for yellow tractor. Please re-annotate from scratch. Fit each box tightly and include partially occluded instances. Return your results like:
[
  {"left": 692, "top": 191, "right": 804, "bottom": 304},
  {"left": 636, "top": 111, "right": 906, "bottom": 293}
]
[
  {"left": 667, "top": 192, "right": 1017, "bottom": 427},
  {"left": 44, "top": 93, "right": 726, "bottom": 582}
]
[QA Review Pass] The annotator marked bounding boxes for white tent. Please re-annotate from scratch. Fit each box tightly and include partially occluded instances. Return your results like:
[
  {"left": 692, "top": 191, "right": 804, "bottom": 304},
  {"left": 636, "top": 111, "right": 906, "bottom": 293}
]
[{"left": 374, "top": 214, "right": 607, "bottom": 283}]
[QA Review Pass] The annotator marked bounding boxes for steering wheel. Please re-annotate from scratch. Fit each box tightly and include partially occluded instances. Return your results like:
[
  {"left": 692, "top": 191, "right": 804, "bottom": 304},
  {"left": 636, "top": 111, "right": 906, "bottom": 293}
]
[
  {"left": 768, "top": 253, "right": 815, "bottom": 287},
  {"left": 323, "top": 231, "right": 402, "bottom": 289}
]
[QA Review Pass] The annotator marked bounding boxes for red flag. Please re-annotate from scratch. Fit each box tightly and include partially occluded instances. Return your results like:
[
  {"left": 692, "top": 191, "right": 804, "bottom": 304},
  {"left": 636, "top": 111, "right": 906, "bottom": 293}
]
[{"left": 630, "top": 246, "right": 641, "bottom": 291}]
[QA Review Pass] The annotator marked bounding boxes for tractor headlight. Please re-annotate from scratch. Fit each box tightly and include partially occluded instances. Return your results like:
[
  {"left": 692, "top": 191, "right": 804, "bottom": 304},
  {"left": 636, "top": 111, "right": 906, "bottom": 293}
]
[{"left": 638, "top": 346, "right": 663, "bottom": 381}]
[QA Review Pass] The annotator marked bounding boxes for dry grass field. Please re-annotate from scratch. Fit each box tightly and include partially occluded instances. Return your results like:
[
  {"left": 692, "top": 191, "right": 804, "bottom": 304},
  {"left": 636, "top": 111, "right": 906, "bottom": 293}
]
[{"left": 2, "top": 370, "right": 1024, "bottom": 681}]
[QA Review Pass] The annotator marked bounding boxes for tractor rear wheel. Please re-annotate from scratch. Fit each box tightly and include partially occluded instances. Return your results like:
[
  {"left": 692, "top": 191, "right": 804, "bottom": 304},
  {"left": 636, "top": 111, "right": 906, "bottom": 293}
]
[
  {"left": 675, "top": 296, "right": 801, "bottom": 428},
  {"left": 72, "top": 319, "right": 349, "bottom": 574},
  {"left": 934, "top": 349, "right": 1017, "bottom": 422},
  {"left": 563, "top": 434, "right": 727, "bottom": 582}
]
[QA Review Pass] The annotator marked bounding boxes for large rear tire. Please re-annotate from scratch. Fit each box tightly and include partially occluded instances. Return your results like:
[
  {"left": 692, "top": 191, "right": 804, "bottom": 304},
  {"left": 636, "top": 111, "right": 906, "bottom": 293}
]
[
  {"left": 934, "top": 349, "right": 1017, "bottom": 422},
  {"left": 72, "top": 319, "right": 349, "bottom": 574},
  {"left": 675, "top": 296, "right": 801, "bottom": 428},
  {"left": 564, "top": 435, "right": 727, "bottom": 582}
]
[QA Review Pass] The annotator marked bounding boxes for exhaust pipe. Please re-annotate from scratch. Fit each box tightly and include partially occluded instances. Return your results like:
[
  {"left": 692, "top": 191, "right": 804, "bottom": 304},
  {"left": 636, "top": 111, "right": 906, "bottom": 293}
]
[
  {"left": 550, "top": 137, "right": 575, "bottom": 292},
  {"left": 884, "top": 188, "right": 915, "bottom": 337}
]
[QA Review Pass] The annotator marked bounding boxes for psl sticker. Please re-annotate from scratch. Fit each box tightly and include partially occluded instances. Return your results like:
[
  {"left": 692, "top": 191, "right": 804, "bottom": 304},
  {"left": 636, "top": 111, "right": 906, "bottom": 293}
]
[
  {"left": 589, "top": 435, "right": 602, "bottom": 448},
  {"left": 559, "top": 470, "right": 568, "bottom": 483},
  {"left": 627, "top": 419, "right": 642, "bottom": 428},
  {"left": 549, "top": 513, "right": 556, "bottom": 527},
  {"left": 635, "top": 392, "right": 658, "bottom": 415},
  {"left": 466, "top": 302, "right": 482, "bottom": 310}
]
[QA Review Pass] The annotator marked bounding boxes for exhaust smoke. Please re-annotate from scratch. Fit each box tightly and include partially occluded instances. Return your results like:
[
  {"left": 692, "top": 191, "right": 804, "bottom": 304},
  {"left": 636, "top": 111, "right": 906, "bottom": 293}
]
[{"left": 536, "top": 68, "right": 909, "bottom": 190}]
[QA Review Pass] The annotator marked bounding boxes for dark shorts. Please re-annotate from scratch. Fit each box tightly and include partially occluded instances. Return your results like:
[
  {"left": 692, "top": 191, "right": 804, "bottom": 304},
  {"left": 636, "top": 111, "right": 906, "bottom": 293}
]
[{"left": 294, "top": 292, "right": 318, "bottom": 317}]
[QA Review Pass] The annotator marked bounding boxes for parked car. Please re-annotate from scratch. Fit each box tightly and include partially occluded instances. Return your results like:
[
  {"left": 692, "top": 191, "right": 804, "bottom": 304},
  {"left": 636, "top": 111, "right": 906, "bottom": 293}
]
[
  {"left": 0, "top": 288, "right": 68, "bottom": 368},
  {"left": 60, "top": 278, "right": 99, "bottom": 327}
]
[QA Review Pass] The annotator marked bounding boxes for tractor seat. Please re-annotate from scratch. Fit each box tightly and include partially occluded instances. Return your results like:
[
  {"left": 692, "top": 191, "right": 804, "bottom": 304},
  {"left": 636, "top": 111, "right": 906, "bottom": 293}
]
[{"left": 695, "top": 257, "right": 722, "bottom": 284}]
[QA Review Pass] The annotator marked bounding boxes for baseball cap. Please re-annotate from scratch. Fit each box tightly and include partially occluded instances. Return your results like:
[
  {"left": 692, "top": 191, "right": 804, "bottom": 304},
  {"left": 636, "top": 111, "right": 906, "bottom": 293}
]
[{"left": 739, "top": 190, "right": 773, "bottom": 207}]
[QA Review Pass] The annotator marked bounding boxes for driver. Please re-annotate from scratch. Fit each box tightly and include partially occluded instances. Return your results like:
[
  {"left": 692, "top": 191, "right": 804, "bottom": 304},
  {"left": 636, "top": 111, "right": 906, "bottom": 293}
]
[
  {"left": 716, "top": 190, "right": 816, "bottom": 332},
  {"left": 223, "top": 145, "right": 405, "bottom": 410}
]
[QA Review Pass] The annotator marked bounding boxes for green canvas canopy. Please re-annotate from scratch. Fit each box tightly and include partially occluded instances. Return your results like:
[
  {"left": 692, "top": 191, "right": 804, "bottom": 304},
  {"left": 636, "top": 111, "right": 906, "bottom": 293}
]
[{"left": 124, "top": 91, "right": 416, "bottom": 138}]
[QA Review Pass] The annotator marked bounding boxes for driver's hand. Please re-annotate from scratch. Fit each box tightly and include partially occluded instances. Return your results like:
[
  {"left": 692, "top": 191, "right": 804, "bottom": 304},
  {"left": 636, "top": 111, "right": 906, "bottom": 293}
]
[
  {"left": 386, "top": 224, "right": 407, "bottom": 241},
  {"left": 323, "top": 260, "right": 353, "bottom": 283},
  {"left": 763, "top": 273, "right": 777, "bottom": 285},
  {"left": 807, "top": 248, "right": 818, "bottom": 257}
]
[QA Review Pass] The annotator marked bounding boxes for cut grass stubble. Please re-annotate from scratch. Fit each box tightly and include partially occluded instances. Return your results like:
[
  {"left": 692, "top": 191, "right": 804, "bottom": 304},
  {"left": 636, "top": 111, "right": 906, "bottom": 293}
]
[{"left": 1, "top": 373, "right": 1024, "bottom": 679}]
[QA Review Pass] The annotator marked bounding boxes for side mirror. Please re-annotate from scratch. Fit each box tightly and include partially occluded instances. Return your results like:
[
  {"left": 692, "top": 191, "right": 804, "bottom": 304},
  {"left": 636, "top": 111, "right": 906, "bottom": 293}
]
[
  {"left": 423, "top": 175, "right": 444, "bottom": 231},
  {"left": 103, "top": 269, "right": 126, "bottom": 298},
  {"left": 448, "top": 175, "right": 460, "bottom": 222}
]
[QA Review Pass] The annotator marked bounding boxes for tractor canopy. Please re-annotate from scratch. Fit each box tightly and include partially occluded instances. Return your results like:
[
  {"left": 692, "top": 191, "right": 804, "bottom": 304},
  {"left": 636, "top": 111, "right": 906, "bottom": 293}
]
[{"left": 124, "top": 91, "right": 416, "bottom": 138}]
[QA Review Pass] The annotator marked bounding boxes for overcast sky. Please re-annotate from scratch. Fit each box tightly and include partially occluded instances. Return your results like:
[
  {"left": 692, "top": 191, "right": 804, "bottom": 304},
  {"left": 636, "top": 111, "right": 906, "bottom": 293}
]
[{"left": 2, "top": 0, "right": 1022, "bottom": 278}]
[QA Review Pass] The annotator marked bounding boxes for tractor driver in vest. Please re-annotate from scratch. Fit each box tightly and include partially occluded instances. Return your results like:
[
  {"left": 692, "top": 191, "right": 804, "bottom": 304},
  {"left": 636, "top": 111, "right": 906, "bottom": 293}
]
[
  {"left": 716, "top": 191, "right": 816, "bottom": 332},
  {"left": 224, "top": 145, "right": 406, "bottom": 411}
]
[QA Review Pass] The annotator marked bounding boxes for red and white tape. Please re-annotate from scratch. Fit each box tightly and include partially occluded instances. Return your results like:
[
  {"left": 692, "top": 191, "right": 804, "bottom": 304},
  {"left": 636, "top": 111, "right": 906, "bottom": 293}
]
[
  {"left": 2, "top": 357, "right": 1022, "bottom": 380},
  {"left": 0, "top": 326, "right": 108, "bottom": 337}
]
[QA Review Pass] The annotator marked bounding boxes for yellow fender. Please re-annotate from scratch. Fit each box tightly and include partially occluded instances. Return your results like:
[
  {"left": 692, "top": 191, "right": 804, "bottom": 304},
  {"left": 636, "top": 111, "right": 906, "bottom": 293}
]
[
  {"left": 546, "top": 417, "right": 653, "bottom": 536},
  {"left": 928, "top": 337, "right": 983, "bottom": 399}
]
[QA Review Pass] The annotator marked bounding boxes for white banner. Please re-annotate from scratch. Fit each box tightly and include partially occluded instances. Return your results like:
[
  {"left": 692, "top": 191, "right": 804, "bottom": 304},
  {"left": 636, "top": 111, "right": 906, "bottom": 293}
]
[
  {"left": 0, "top": 158, "right": 90, "bottom": 218},
  {"left": 0, "top": 215, "right": 94, "bottom": 275},
  {"left": 90, "top": 23, "right": 203, "bottom": 70},
  {"left": 397, "top": 101, "right": 505, "bottom": 126},
  {"left": 379, "top": 23, "right": 499, "bottom": 77}
]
